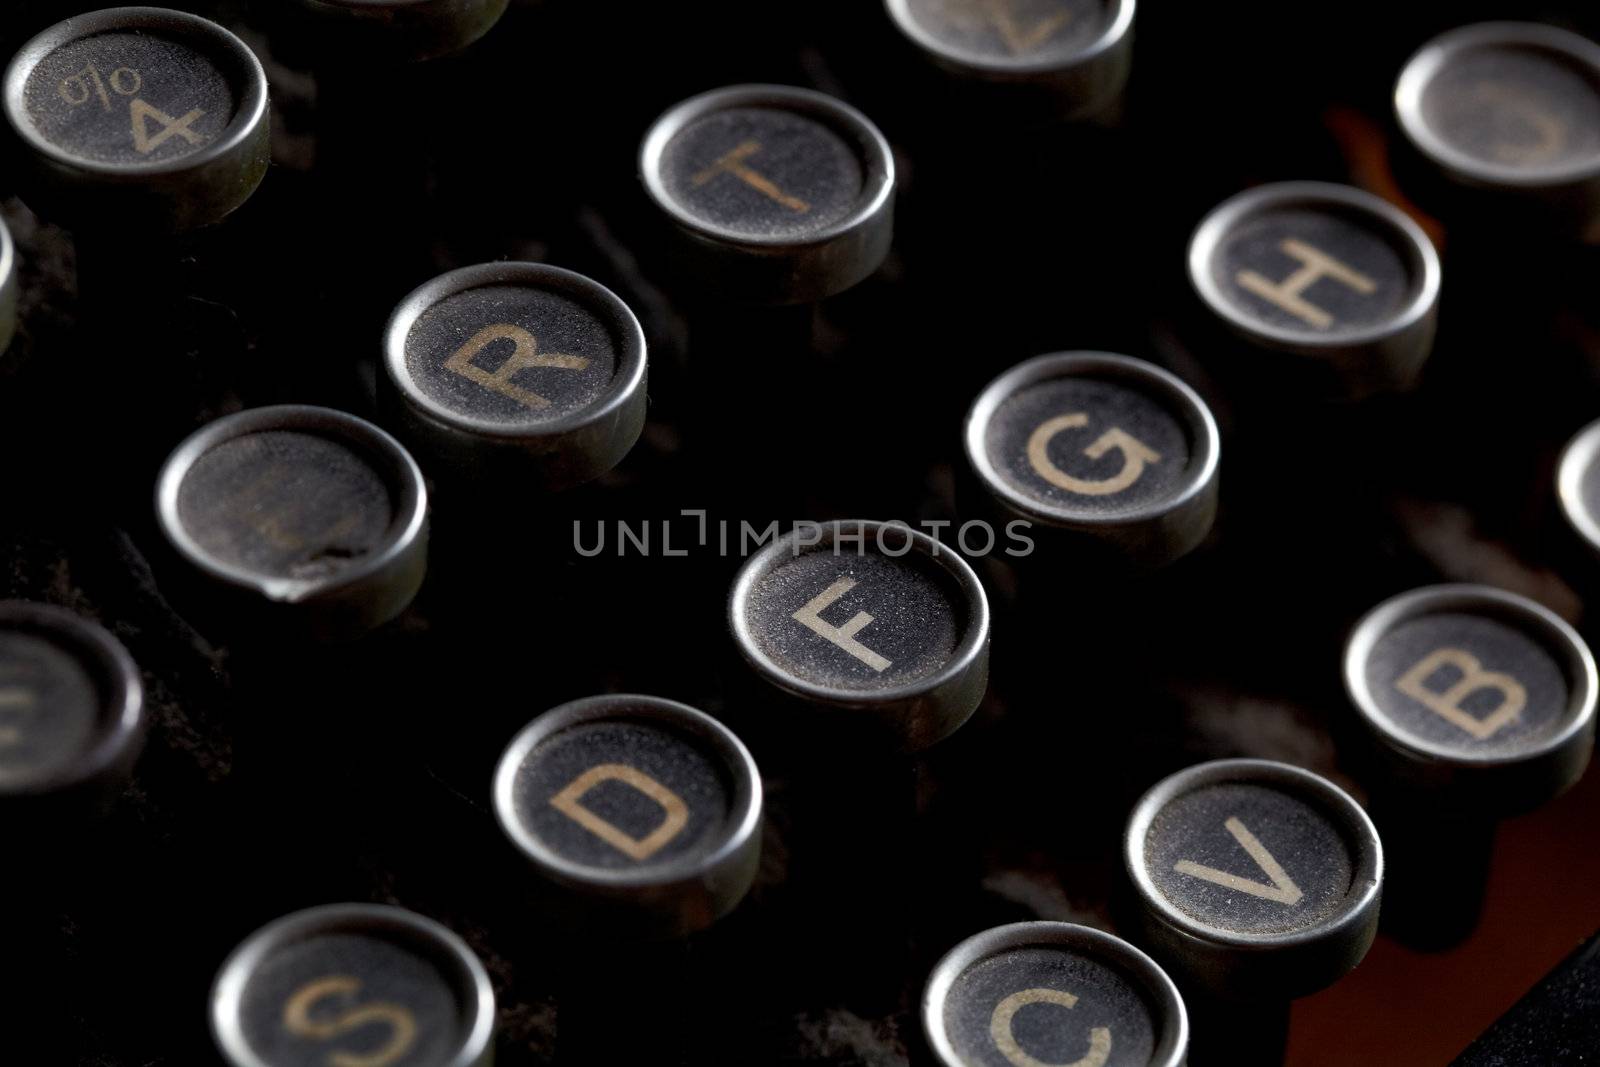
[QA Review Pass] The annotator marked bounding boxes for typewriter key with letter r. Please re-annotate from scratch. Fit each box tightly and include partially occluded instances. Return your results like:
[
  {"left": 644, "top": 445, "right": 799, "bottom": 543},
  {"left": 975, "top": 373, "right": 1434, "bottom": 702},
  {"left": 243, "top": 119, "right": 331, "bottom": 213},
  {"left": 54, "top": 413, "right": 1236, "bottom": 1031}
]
[
  {"left": 155, "top": 405, "right": 429, "bottom": 643},
  {"left": 1123, "top": 758, "right": 1383, "bottom": 1065},
  {"left": 3, "top": 6, "right": 270, "bottom": 233},
  {"left": 382, "top": 262, "right": 649, "bottom": 492},
  {"left": 211, "top": 903, "right": 495, "bottom": 1067},
  {"left": 923, "top": 921, "right": 1188, "bottom": 1067},
  {"left": 1344, "top": 585, "right": 1596, "bottom": 949},
  {"left": 1189, "top": 181, "right": 1441, "bottom": 401}
]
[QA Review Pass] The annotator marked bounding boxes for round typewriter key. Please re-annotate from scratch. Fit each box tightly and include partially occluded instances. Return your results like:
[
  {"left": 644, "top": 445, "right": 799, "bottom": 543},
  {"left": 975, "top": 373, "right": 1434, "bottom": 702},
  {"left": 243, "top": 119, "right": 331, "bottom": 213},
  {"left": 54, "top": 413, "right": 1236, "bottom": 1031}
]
[
  {"left": 884, "top": 0, "right": 1135, "bottom": 120},
  {"left": 0, "top": 602, "right": 144, "bottom": 812},
  {"left": 286, "top": 0, "right": 509, "bottom": 63},
  {"left": 1124, "top": 759, "right": 1382, "bottom": 1002},
  {"left": 3, "top": 7, "right": 270, "bottom": 232},
  {"left": 1557, "top": 417, "right": 1600, "bottom": 584},
  {"left": 1396, "top": 22, "right": 1600, "bottom": 240},
  {"left": 155, "top": 405, "right": 429, "bottom": 642},
  {"left": 494, "top": 694, "right": 763, "bottom": 939},
  {"left": 923, "top": 921, "right": 1188, "bottom": 1067},
  {"left": 1188, "top": 182, "right": 1441, "bottom": 399},
  {"left": 211, "top": 903, "right": 495, "bottom": 1067},
  {"left": 381, "top": 262, "right": 648, "bottom": 491},
  {"left": 640, "top": 84, "right": 896, "bottom": 304},
  {"left": 965, "top": 352, "right": 1219, "bottom": 567},
  {"left": 0, "top": 215, "right": 15, "bottom": 356},
  {"left": 729, "top": 520, "right": 990, "bottom": 752},
  {"left": 1345, "top": 585, "right": 1597, "bottom": 809}
]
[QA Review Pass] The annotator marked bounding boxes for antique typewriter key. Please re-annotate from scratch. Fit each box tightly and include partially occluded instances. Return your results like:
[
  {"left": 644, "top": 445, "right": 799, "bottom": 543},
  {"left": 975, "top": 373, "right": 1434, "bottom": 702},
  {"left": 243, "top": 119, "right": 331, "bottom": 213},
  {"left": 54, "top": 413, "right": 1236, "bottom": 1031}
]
[
  {"left": 923, "top": 921, "right": 1188, "bottom": 1067},
  {"left": 211, "top": 903, "right": 495, "bottom": 1067},
  {"left": 1188, "top": 182, "right": 1441, "bottom": 400},
  {"left": 1123, "top": 759, "right": 1383, "bottom": 1066},
  {"left": 283, "top": 0, "right": 509, "bottom": 63},
  {"left": 0, "top": 214, "right": 15, "bottom": 356},
  {"left": 730, "top": 520, "right": 990, "bottom": 752},
  {"left": 154, "top": 405, "right": 429, "bottom": 642},
  {"left": 884, "top": 0, "right": 1136, "bottom": 122},
  {"left": 381, "top": 262, "right": 649, "bottom": 491},
  {"left": 494, "top": 694, "right": 763, "bottom": 1061},
  {"left": 640, "top": 84, "right": 895, "bottom": 305},
  {"left": 1344, "top": 585, "right": 1596, "bottom": 949},
  {"left": 493, "top": 693, "right": 763, "bottom": 939},
  {"left": 0, "top": 601, "right": 145, "bottom": 821},
  {"left": 2, "top": 7, "right": 270, "bottom": 233},
  {"left": 1555, "top": 417, "right": 1600, "bottom": 606},
  {"left": 964, "top": 352, "right": 1220, "bottom": 568},
  {"left": 1396, "top": 22, "right": 1600, "bottom": 242}
]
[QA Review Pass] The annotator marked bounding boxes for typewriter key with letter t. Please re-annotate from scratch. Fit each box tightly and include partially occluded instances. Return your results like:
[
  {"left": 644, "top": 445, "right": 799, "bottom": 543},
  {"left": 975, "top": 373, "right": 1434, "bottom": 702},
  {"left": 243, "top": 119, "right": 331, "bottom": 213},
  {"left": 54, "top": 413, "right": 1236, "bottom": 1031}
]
[
  {"left": 493, "top": 694, "right": 763, "bottom": 940},
  {"left": 1123, "top": 759, "right": 1382, "bottom": 1065},
  {"left": 0, "top": 601, "right": 145, "bottom": 821},
  {"left": 155, "top": 405, "right": 429, "bottom": 643},
  {"left": 965, "top": 352, "right": 1220, "bottom": 567},
  {"left": 923, "top": 921, "right": 1187, "bottom": 1067},
  {"left": 729, "top": 520, "right": 990, "bottom": 752},
  {"left": 211, "top": 903, "right": 495, "bottom": 1067},
  {"left": 1344, "top": 585, "right": 1597, "bottom": 948},
  {"left": 1396, "top": 22, "right": 1600, "bottom": 242},
  {"left": 381, "top": 262, "right": 648, "bottom": 491},
  {"left": 1188, "top": 182, "right": 1441, "bottom": 400},
  {"left": 884, "top": 0, "right": 1136, "bottom": 122},
  {"left": 2, "top": 7, "right": 270, "bottom": 232},
  {"left": 640, "top": 84, "right": 896, "bottom": 305}
]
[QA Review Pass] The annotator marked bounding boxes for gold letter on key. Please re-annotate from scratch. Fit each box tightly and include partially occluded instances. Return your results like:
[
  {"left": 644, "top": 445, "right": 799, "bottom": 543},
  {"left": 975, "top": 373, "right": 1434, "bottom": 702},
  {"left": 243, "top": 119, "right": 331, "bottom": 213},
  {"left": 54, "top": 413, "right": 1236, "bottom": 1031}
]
[
  {"left": 1173, "top": 817, "right": 1304, "bottom": 905},
  {"left": 549, "top": 763, "right": 690, "bottom": 861},
  {"left": 691, "top": 141, "right": 811, "bottom": 213},
  {"left": 444, "top": 324, "right": 590, "bottom": 410},
  {"left": 282, "top": 976, "right": 418, "bottom": 1067},
  {"left": 0, "top": 687, "right": 34, "bottom": 746},
  {"left": 792, "top": 577, "right": 892, "bottom": 671},
  {"left": 1236, "top": 239, "right": 1377, "bottom": 330},
  {"left": 1395, "top": 648, "right": 1527, "bottom": 740},
  {"left": 990, "top": 988, "right": 1112, "bottom": 1067},
  {"left": 1027, "top": 414, "right": 1161, "bottom": 496}
]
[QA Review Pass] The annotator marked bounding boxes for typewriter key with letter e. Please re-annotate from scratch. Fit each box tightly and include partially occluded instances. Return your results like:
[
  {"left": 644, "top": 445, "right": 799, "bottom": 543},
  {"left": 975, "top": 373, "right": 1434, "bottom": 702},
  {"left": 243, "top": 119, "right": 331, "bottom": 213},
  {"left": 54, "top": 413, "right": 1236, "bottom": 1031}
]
[
  {"left": 2, "top": 6, "right": 270, "bottom": 234},
  {"left": 0, "top": 601, "right": 146, "bottom": 825},
  {"left": 1396, "top": 22, "right": 1600, "bottom": 243},
  {"left": 923, "top": 921, "right": 1188, "bottom": 1067},
  {"left": 211, "top": 903, "right": 496, "bottom": 1067},
  {"left": 154, "top": 405, "right": 429, "bottom": 643},
  {"left": 494, "top": 694, "right": 762, "bottom": 1059},
  {"left": 1344, "top": 585, "right": 1596, "bottom": 949},
  {"left": 381, "top": 261, "right": 649, "bottom": 493},
  {"left": 1122, "top": 759, "right": 1383, "bottom": 1066},
  {"left": 1188, "top": 181, "right": 1441, "bottom": 401}
]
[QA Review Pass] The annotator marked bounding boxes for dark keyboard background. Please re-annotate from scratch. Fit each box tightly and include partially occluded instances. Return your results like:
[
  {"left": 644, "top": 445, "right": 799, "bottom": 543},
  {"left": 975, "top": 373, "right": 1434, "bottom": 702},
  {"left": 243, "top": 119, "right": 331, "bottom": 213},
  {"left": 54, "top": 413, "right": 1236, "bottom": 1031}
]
[{"left": 3, "top": 1, "right": 1600, "bottom": 1063}]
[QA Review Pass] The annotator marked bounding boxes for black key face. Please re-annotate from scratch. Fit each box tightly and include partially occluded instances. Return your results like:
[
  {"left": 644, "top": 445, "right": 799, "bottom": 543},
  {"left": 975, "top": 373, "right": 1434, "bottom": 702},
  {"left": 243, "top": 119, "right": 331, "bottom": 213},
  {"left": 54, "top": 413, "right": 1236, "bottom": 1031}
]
[
  {"left": 0, "top": 631, "right": 100, "bottom": 788},
  {"left": 175, "top": 431, "right": 397, "bottom": 582},
  {"left": 984, "top": 376, "right": 1192, "bottom": 518},
  {"left": 943, "top": 947, "right": 1156, "bottom": 1067},
  {"left": 237, "top": 933, "right": 464, "bottom": 1067},
  {"left": 402, "top": 284, "right": 618, "bottom": 427},
  {"left": 1210, "top": 206, "right": 1412, "bottom": 339},
  {"left": 22, "top": 32, "right": 237, "bottom": 166},
  {"left": 742, "top": 548, "right": 965, "bottom": 692},
  {"left": 658, "top": 106, "right": 866, "bottom": 240},
  {"left": 508, "top": 718, "right": 735, "bottom": 873},
  {"left": 1420, "top": 44, "right": 1600, "bottom": 176},
  {"left": 1142, "top": 782, "right": 1355, "bottom": 937},
  {"left": 1363, "top": 613, "right": 1570, "bottom": 758},
  {"left": 898, "top": 0, "right": 1108, "bottom": 66}
]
